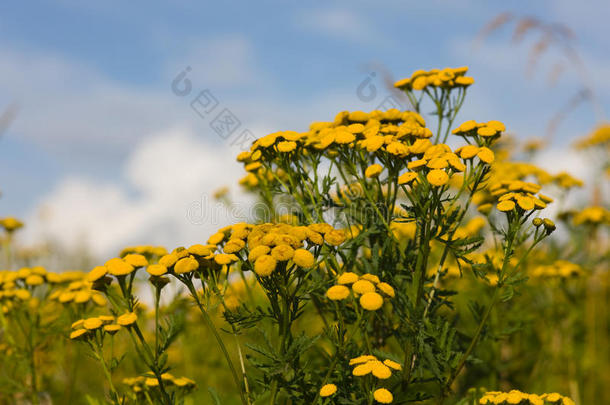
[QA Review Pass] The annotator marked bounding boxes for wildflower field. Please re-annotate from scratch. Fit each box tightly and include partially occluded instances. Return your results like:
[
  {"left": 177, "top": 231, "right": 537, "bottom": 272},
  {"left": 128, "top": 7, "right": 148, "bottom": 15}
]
[{"left": 1, "top": 65, "right": 609, "bottom": 405}]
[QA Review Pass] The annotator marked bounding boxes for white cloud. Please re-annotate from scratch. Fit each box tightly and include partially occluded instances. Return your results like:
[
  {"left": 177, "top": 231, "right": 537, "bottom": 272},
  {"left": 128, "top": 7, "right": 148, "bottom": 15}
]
[{"left": 22, "top": 127, "right": 256, "bottom": 259}]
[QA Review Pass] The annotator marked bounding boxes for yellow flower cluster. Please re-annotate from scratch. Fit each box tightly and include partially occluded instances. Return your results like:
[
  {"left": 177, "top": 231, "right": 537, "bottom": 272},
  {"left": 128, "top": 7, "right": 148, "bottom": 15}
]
[
  {"left": 395, "top": 141, "right": 492, "bottom": 188},
  {"left": 86, "top": 254, "right": 151, "bottom": 283},
  {"left": 206, "top": 222, "right": 343, "bottom": 277},
  {"left": 553, "top": 172, "right": 584, "bottom": 189},
  {"left": 575, "top": 123, "right": 610, "bottom": 149},
  {"left": 488, "top": 180, "right": 552, "bottom": 213},
  {"left": 49, "top": 277, "right": 107, "bottom": 306},
  {"left": 326, "top": 272, "right": 394, "bottom": 311},
  {"left": 530, "top": 260, "right": 583, "bottom": 278},
  {"left": 119, "top": 245, "right": 168, "bottom": 258},
  {"left": 394, "top": 66, "right": 474, "bottom": 91},
  {"left": 572, "top": 206, "right": 610, "bottom": 226},
  {"left": 347, "top": 355, "right": 401, "bottom": 403},
  {"left": 155, "top": 245, "right": 228, "bottom": 278},
  {"left": 0, "top": 267, "right": 105, "bottom": 311},
  {"left": 480, "top": 390, "right": 574, "bottom": 405},
  {"left": 0, "top": 217, "right": 23, "bottom": 233},
  {"left": 237, "top": 108, "right": 432, "bottom": 171},
  {"left": 474, "top": 159, "right": 583, "bottom": 214},
  {"left": 239, "top": 166, "right": 289, "bottom": 189},
  {"left": 123, "top": 373, "right": 196, "bottom": 394},
  {"left": 479, "top": 164, "right": 580, "bottom": 193},
  {"left": 452, "top": 120, "right": 506, "bottom": 140},
  {"left": 69, "top": 314, "right": 124, "bottom": 340}
]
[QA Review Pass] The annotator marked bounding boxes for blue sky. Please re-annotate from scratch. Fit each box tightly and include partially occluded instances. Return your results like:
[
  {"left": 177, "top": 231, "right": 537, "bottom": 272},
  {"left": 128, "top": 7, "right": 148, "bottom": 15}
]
[{"left": 0, "top": 1, "right": 607, "bottom": 258}]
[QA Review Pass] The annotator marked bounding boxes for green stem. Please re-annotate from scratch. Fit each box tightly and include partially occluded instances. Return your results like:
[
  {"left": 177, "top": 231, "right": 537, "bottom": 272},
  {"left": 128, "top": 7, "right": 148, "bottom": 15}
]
[
  {"left": 92, "top": 339, "right": 120, "bottom": 404},
  {"left": 186, "top": 281, "right": 248, "bottom": 405}
]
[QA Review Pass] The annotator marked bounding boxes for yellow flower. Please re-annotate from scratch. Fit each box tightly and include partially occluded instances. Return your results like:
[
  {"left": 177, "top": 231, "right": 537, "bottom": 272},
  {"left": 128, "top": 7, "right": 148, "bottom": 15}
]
[
  {"left": 477, "top": 126, "right": 496, "bottom": 137},
  {"left": 337, "top": 272, "right": 359, "bottom": 285},
  {"left": 371, "top": 362, "right": 392, "bottom": 379},
  {"left": 99, "top": 315, "right": 115, "bottom": 323},
  {"left": 538, "top": 194, "right": 553, "bottom": 204},
  {"left": 360, "top": 292, "right": 383, "bottom": 310},
  {"left": 104, "top": 324, "right": 121, "bottom": 334},
  {"left": 427, "top": 157, "right": 448, "bottom": 169},
  {"left": 71, "top": 319, "right": 84, "bottom": 329},
  {"left": 486, "top": 120, "right": 506, "bottom": 132},
  {"left": 319, "top": 383, "right": 337, "bottom": 397},
  {"left": 365, "top": 164, "right": 383, "bottom": 178},
  {"left": 83, "top": 317, "right": 103, "bottom": 330},
  {"left": 159, "top": 253, "right": 179, "bottom": 268},
  {"left": 277, "top": 141, "right": 297, "bottom": 152},
  {"left": 477, "top": 147, "right": 494, "bottom": 164},
  {"left": 188, "top": 244, "right": 214, "bottom": 256},
  {"left": 335, "top": 130, "right": 356, "bottom": 144},
  {"left": 208, "top": 232, "right": 225, "bottom": 245},
  {"left": 412, "top": 75, "right": 427, "bottom": 90},
  {"left": 348, "top": 111, "right": 369, "bottom": 122},
  {"left": 349, "top": 355, "right": 377, "bottom": 365},
  {"left": 516, "top": 195, "right": 535, "bottom": 211},
  {"left": 254, "top": 255, "right": 277, "bottom": 276},
  {"left": 293, "top": 249, "right": 315, "bottom": 268},
  {"left": 87, "top": 266, "right": 108, "bottom": 282},
  {"left": 455, "top": 76, "right": 474, "bottom": 86},
  {"left": 92, "top": 292, "right": 107, "bottom": 306},
  {"left": 377, "top": 282, "right": 395, "bottom": 297},
  {"left": 458, "top": 145, "right": 479, "bottom": 159},
  {"left": 497, "top": 200, "right": 515, "bottom": 212},
  {"left": 325, "top": 230, "right": 346, "bottom": 246},
  {"left": 25, "top": 274, "right": 44, "bottom": 286},
  {"left": 427, "top": 169, "right": 449, "bottom": 186},
  {"left": 174, "top": 256, "right": 199, "bottom": 274},
  {"left": 383, "top": 359, "right": 402, "bottom": 370},
  {"left": 123, "top": 254, "right": 148, "bottom": 268},
  {"left": 214, "top": 253, "right": 236, "bottom": 265},
  {"left": 373, "top": 388, "right": 393, "bottom": 403},
  {"left": 117, "top": 312, "right": 138, "bottom": 326},
  {"left": 248, "top": 245, "right": 271, "bottom": 262},
  {"left": 271, "top": 244, "right": 295, "bottom": 261},
  {"left": 105, "top": 258, "right": 135, "bottom": 276},
  {"left": 352, "top": 279, "right": 376, "bottom": 294},
  {"left": 352, "top": 362, "right": 374, "bottom": 376},
  {"left": 74, "top": 290, "right": 91, "bottom": 303},
  {"left": 398, "top": 171, "right": 418, "bottom": 185},
  {"left": 0, "top": 217, "right": 24, "bottom": 232},
  {"left": 173, "top": 376, "right": 196, "bottom": 387},
  {"left": 70, "top": 329, "right": 89, "bottom": 340},
  {"left": 146, "top": 264, "right": 168, "bottom": 276},
  {"left": 224, "top": 239, "right": 246, "bottom": 253},
  {"left": 361, "top": 273, "right": 380, "bottom": 284},
  {"left": 408, "top": 159, "right": 427, "bottom": 170},
  {"left": 326, "top": 285, "right": 350, "bottom": 301}
]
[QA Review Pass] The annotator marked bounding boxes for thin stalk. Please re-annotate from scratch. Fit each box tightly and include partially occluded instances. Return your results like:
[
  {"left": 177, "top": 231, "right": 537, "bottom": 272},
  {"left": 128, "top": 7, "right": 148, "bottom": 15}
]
[{"left": 185, "top": 281, "right": 248, "bottom": 405}]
